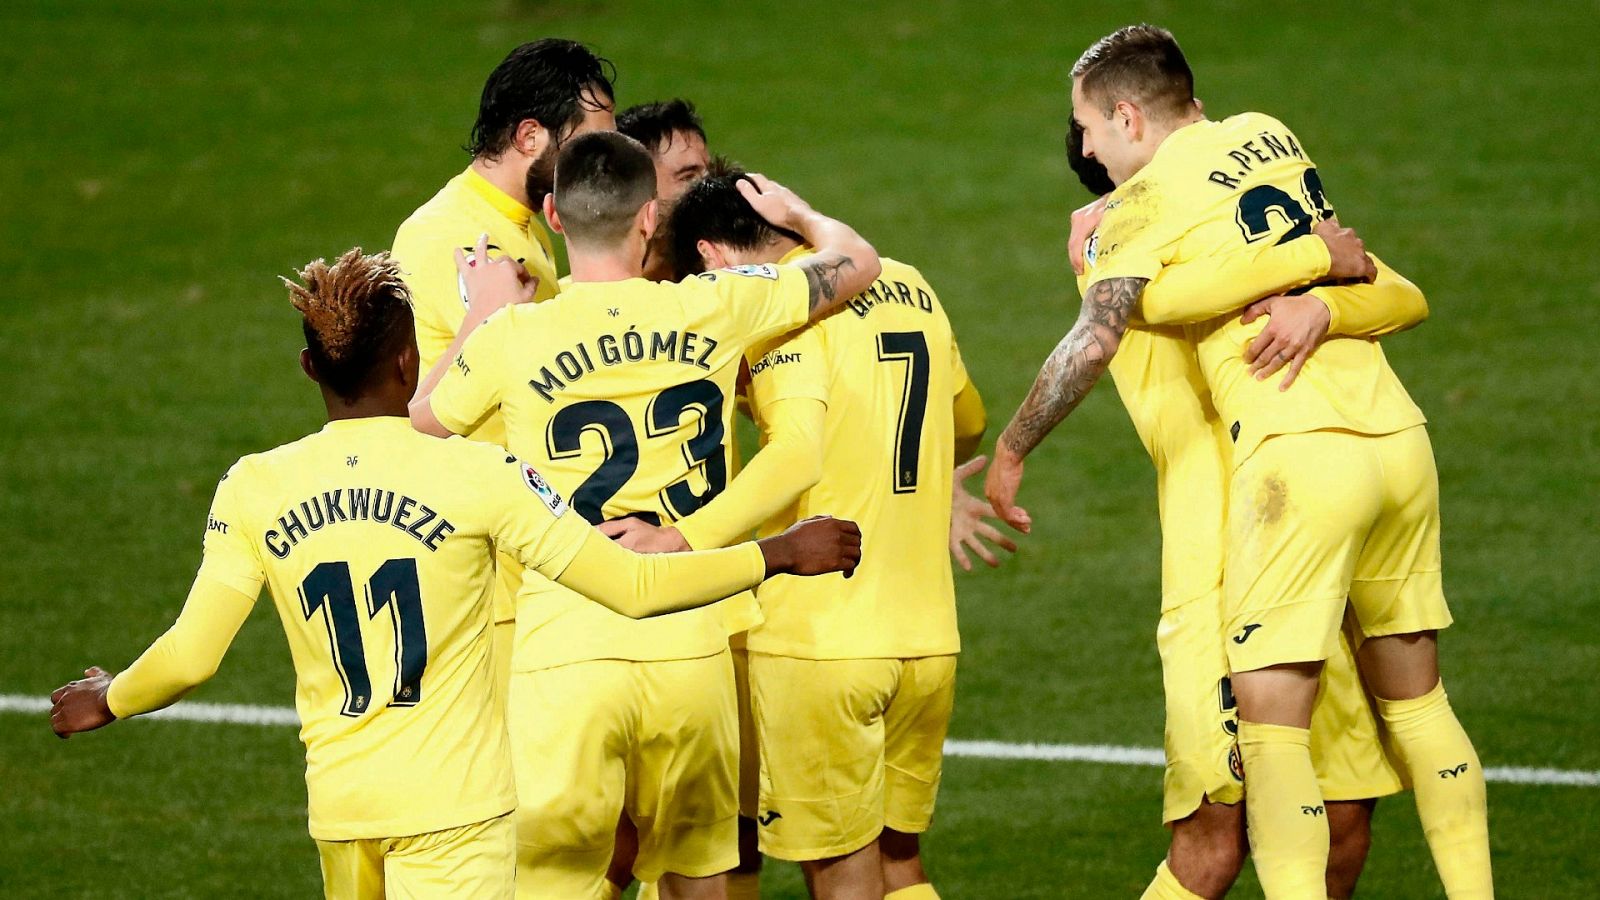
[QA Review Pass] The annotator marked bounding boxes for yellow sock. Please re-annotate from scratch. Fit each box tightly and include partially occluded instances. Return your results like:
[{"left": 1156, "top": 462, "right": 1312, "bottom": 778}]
[
  {"left": 1140, "top": 860, "right": 1205, "bottom": 900},
  {"left": 885, "top": 884, "right": 940, "bottom": 900},
  {"left": 1377, "top": 681, "right": 1493, "bottom": 899},
  {"left": 1238, "top": 721, "right": 1327, "bottom": 899},
  {"left": 727, "top": 871, "right": 761, "bottom": 900},
  {"left": 633, "top": 882, "right": 654, "bottom": 900}
]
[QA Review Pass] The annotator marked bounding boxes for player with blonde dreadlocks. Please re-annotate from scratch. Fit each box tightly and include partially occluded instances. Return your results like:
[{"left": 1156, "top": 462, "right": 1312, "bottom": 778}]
[{"left": 48, "top": 244, "right": 864, "bottom": 900}]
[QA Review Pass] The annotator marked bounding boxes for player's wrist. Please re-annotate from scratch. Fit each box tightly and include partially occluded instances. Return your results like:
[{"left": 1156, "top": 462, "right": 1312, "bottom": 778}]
[{"left": 755, "top": 534, "right": 794, "bottom": 577}]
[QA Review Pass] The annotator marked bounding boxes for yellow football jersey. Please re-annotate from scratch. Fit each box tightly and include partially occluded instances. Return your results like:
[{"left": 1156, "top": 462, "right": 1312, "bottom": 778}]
[
  {"left": 743, "top": 250, "right": 967, "bottom": 659},
  {"left": 196, "top": 417, "right": 596, "bottom": 841},
  {"left": 1088, "top": 112, "right": 1426, "bottom": 465},
  {"left": 430, "top": 264, "right": 814, "bottom": 668},
  {"left": 392, "top": 166, "right": 562, "bottom": 625}
]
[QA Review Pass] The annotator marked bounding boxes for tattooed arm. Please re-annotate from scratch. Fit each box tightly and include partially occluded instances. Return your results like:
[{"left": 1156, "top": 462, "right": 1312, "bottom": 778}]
[
  {"left": 736, "top": 173, "right": 881, "bottom": 318},
  {"left": 984, "top": 276, "right": 1147, "bottom": 531}
]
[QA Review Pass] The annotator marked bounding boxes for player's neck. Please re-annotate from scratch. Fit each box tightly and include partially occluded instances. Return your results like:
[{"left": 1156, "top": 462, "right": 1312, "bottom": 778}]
[
  {"left": 320, "top": 385, "right": 410, "bottom": 423},
  {"left": 569, "top": 240, "right": 646, "bottom": 283},
  {"left": 1143, "top": 109, "right": 1207, "bottom": 155},
  {"left": 469, "top": 156, "right": 532, "bottom": 210}
]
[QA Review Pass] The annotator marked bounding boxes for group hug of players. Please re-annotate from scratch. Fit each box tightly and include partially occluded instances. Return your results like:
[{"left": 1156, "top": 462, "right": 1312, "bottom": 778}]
[{"left": 48, "top": 23, "right": 1494, "bottom": 900}]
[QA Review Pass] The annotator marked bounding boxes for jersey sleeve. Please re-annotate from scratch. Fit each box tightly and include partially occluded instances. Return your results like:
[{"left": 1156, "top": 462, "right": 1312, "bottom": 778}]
[
  {"left": 1312, "top": 254, "right": 1428, "bottom": 337},
  {"left": 392, "top": 221, "right": 467, "bottom": 371},
  {"left": 1139, "top": 235, "right": 1332, "bottom": 325},
  {"left": 105, "top": 575, "right": 257, "bottom": 719},
  {"left": 949, "top": 331, "right": 972, "bottom": 396},
  {"left": 1084, "top": 184, "right": 1184, "bottom": 287},
  {"left": 480, "top": 449, "right": 769, "bottom": 614},
  {"left": 673, "top": 396, "right": 827, "bottom": 550},
  {"left": 430, "top": 312, "right": 510, "bottom": 436},
  {"left": 746, "top": 325, "right": 830, "bottom": 410},
  {"left": 196, "top": 462, "right": 266, "bottom": 599},
  {"left": 696, "top": 262, "right": 813, "bottom": 344}
]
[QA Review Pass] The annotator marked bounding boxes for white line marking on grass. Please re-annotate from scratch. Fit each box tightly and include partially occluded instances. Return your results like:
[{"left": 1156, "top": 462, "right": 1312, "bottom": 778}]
[{"left": 9, "top": 694, "right": 1595, "bottom": 787}]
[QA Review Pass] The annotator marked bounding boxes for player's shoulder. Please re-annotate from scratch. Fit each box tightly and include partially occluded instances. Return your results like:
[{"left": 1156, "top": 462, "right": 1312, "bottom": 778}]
[
  {"left": 394, "top": 174, "right": 479, "bottom": 244},
  {"left": 876, "top": 256, "right": 934, "bottom": 291},
  {"left": 1224, "top": 110, "right": 1294, "bottom": 136}
]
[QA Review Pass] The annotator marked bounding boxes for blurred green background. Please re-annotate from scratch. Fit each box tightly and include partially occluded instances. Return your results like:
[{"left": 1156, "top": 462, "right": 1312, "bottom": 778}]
[{"left": 2, "top": 1, "right": 1597, "bottom": 896}]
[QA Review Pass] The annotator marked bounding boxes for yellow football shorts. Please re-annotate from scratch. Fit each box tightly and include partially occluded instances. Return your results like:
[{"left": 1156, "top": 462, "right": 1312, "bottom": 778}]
[
  {"left": 749, "top": 653, "right": 957, "bottom": 861},
  {"left": 315, "top": 812, "right": 514, "bottom": 900},
  {"left": 1157, "top": 590, "right": 1402, "bottom": 823},
  {"left": 1224, "top": 425, "right": 1453, "bottom": 673},
  {"left": 507, "top": 651, "right": 739, "bottom": 895}
]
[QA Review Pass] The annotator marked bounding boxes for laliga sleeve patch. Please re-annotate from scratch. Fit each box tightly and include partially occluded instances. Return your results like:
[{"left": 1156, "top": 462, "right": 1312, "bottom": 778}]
[
  {"left": 1084, "top": 231, "right": 1100, "bottom": 268},
  {"left": 722, "top": 263, "right": 778, "bottom": 280},
  {"left": 520, "top": 461, "right": 569, "bottom": 516}
]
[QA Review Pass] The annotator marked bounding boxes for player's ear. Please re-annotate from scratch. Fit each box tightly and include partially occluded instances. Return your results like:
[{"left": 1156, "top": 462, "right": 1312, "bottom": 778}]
[
  {"left": 697, "top": 238, "right": 724, "bottom": 271},
  {"left": 1116, "top": 100, "right": 1141, "bottom": 140},
  {"left": 299, "top": 348, "right": 319, "bottom": 384},
  {"left": 397, "top": 342, "right": 419, "bottom": 392},
  {"left": 513, "top": 118, "right": 544, "bottom": 158},
  {"left": 639, "top": 199, "right": 659, "bottom": 242},
  {"left": 543, "top": 194, "right": 563, "bottom": 234}
]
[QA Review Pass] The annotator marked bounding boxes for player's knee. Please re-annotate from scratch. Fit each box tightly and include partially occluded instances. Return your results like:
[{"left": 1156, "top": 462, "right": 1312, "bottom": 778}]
[{"left": 877, "top": 828, "right": 921, "bottom": 863}]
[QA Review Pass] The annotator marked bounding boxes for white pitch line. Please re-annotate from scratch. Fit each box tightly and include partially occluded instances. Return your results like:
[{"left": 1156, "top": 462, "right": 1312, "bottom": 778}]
[{"left": 10, "top": 694, "right": 1596, "bottom": 788}]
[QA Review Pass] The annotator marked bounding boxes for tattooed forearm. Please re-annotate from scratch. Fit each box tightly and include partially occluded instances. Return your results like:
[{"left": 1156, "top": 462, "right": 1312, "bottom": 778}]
[
  {"left": 998, "top": 276, "right": 1147, "bottom": 458},
  {"left": 800, "top": 252, "right": 856, "bottom": 314}
]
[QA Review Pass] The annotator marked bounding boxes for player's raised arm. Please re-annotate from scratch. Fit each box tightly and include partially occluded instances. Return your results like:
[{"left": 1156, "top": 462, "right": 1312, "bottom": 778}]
[
  {"left": 985, "top": 276, "right": 1146, "bottom": 531},
  {"left": 408, "top": 234, "right": 537, "bottom": 437},
  {"left": 736, "top": 174, "right": 881, "bottom": 319}
]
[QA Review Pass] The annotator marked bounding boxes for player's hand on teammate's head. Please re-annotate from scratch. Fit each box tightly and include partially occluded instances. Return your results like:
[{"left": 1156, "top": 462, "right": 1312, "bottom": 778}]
[
  {"left": 455, "top": 232, "right": 539, "bottom": 318},
  {"left": 983, "top": 448, "right": 1032, "bottom": 534},
  {"left": 49, "top": 666, "right": 116, "bottom": 739},
  {"left": 760, "top": 515, "right": 862, "bottom": 578},
  {"left": 598, "top": 518, "right": 691, "bottom": 554},
  {"left": 1314, "top": 218, "right": 1377, "bottom": 284},
  {"left": 736, "top": 173, "right": 815, "bottom": 232},
  {"left": 1067, "top": 196, "right": 1109, "bottom": 276},
  {"left": 1241, "top": 293, "right": 1333, "bottom": 391},
  {"left": 950, "top": 455, "right": 1021, "bottom": 571}
]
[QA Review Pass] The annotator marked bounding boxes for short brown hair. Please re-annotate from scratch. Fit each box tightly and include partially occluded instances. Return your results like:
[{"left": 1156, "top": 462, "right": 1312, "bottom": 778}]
[
  {"left": 553, "top": 131, "right": 658, "bottom": 248},
  {"left": 1072, "top": 25, "right": 1194, "bottom": 122},
  {"left": 283, "top": 248, "right": 414, "bottom": 400}
]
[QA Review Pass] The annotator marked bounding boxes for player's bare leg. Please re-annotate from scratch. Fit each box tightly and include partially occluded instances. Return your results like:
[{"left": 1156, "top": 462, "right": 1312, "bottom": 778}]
[
  {"left": 1325, "top": 799, "right": 1375, "bottom": 899},
  {"left": 1157, "top": 799, "right": 1247, "bottom": 899},
  {"left": 608, "top": 813, "right": 641, "bottom": 899},
  {"left": 658, "top": 871, "right": 727, "bottom": 900},
  {"left": 730, "top": 816, "right": 762, "bottom": 898},
  {"left": 801, "top": 843, "right": 883, "bottom": 900},
  {"left": 879, "top": 828, "right": 938, "bottom": 898},
  {"left": 1357, "top": 631, "right": 1492, "bottom": 898},
  {"left": 1231, "top": 661, "right": 1325, "bottom": 899}
]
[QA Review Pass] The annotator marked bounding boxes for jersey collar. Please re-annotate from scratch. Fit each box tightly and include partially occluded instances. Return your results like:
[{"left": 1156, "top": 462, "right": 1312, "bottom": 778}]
[
  {"left": 462, "top": 166, "right": 534, "bottom": 229},
  {"left": 778, "top": 244, "right": 815, "bottom": 265}
]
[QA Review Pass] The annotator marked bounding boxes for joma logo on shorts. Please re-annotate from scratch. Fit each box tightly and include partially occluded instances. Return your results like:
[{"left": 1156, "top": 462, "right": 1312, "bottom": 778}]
[
  {"left": 758, "top": 810, "right": 782, "bottom": 826},
  {"left": 1232, "top": 624, "right": 1263, "bottom": 644}
]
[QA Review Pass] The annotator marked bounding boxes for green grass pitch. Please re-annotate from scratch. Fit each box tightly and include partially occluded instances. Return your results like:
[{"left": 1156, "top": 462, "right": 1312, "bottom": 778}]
[{"left": 2, "top": 1, "right": 1597, "bottom": 896}]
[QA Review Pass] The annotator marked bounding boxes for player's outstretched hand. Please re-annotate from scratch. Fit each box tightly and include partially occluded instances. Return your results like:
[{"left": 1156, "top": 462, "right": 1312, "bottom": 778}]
[
  {"left": 1241, "top": 293, "right": 1333, "bottom": 390},
  {"left": 758, "top": 516, "right": 862, "bottom": 579},
  {"left": 49, "top": 666, "right": 116, "bottom": 739},
  {"left": 1067, "top": 195, "right": 1109, "bottom": 276},
  {"left": 599, "top": 517, "right": 691, "bottom": 554},
  {"left": 736, "top": 174, "right": 815, "bottom": 233},
  {"left": 984, "top": 448, "right": 1033, "bottom": 534},
  {"left": 1315, "top": 218, "right": 1377, "bottom": 284},
  {"left": 455, "top": 233, "right": 539, "bottom": 319},
  {"left": 950, "top": 455, "right": 1021, "bottom": 571}
]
